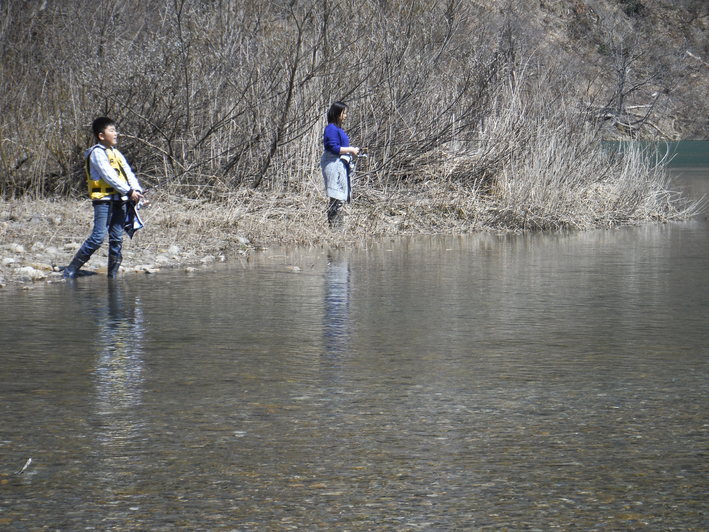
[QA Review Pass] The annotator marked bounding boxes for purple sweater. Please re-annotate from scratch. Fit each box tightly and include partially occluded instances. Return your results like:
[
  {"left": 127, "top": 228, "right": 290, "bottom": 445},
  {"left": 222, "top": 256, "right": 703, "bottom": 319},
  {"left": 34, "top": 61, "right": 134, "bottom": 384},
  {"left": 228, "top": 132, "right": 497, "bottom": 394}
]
[{"left": 323, "top": 123, "right": 350, "bottom": 155}]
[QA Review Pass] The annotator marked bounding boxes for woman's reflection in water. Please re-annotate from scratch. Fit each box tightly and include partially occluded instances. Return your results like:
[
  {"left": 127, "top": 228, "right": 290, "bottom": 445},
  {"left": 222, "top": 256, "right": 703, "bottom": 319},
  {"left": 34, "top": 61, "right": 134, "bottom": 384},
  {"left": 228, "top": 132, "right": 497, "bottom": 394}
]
[
  {"left": 321, "top": 253, "right": 352, "bottom": 420},
  {"left": 323, "top": 253, "right": 351, "bottom": 358}
]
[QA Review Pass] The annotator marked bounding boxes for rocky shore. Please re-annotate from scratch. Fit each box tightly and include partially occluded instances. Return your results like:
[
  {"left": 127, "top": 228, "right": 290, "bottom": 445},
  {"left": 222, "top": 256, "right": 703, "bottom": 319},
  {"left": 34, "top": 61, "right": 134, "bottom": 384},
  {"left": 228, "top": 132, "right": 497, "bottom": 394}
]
[
  {"left": 0, "top": 188, "right": 399, "bottom": 288},
  {"left": 0, "top": 196, "right": 260, "bottom": 289},
  {"left": 0, "top": 183, "right": 484, "bottom": 288},
  {"left": 2, "top": 169, "right": 700, "bottom": 289}
]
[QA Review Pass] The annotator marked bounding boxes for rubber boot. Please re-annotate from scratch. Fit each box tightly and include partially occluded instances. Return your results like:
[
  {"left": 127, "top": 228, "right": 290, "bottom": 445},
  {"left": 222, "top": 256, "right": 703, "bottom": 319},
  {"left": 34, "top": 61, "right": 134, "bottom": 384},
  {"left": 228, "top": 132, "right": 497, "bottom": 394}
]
[
  {"left": 107, "top": 252, "right": 123, "bottom": 279},
  {"left": 62, "top": 250, "right": 91, "bottom": 279},
  {"left": 327, "top": 199, "right": 344, "bottom": 229}
]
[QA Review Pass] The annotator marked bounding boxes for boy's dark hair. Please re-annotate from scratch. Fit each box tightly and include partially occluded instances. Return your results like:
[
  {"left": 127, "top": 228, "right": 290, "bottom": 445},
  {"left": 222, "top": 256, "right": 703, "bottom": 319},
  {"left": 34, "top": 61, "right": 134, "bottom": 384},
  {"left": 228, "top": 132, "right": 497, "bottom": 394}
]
[
  {"left": 92, "top": 117, "right": 116, "bottom": 139},
  {"left": 327, "top": 101, "right": 348, "bottom": 125}
]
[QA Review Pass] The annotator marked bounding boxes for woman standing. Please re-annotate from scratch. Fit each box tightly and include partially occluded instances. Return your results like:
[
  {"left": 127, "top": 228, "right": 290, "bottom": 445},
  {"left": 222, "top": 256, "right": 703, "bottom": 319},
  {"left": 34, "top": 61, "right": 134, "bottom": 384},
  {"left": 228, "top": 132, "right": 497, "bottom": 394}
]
[{"left": 320, "top": 101, "right": 360, "bottom": 228}]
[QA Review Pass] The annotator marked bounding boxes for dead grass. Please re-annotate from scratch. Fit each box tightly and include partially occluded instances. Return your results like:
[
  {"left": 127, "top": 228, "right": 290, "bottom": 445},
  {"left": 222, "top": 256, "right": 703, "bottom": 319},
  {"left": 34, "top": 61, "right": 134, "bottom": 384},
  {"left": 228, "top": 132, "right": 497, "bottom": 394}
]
[{"left": 0, "top": 148, "right": 702, "bottom": 287}]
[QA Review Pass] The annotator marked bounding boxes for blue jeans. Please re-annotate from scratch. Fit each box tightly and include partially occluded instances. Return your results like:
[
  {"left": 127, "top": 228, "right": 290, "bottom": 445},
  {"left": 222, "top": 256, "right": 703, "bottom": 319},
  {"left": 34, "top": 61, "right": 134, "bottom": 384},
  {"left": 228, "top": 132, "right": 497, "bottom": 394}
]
[{"left": 77, "top": 200, "right": 127, "bottom": 259}]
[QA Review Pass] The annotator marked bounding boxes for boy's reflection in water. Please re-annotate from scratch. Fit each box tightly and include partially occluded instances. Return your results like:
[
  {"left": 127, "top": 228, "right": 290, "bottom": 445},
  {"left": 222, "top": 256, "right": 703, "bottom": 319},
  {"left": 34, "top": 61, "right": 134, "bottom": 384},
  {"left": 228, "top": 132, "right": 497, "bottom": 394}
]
[{"left": 92, "top": 280, "right": 146, "bottom": 489}]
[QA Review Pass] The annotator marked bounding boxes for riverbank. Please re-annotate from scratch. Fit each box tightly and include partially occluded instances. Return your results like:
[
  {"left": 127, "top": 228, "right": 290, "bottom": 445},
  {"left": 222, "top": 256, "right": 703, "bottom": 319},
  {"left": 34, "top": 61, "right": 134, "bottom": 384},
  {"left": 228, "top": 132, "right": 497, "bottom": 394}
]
[
  {"left": 1, "top": 172, "right": 701, "bottom": 288},
  {"left": 0, "top": 187, "right": 441, "bottom": 288}
]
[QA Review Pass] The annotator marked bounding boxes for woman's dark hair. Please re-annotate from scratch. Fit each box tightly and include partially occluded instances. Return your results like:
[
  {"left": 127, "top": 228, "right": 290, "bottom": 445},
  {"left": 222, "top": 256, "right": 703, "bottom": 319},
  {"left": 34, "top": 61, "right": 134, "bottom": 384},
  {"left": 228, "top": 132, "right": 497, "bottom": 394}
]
[
  {"left": 92, "top": 116, "right": 116, "bottom": 139},
  {"left": 326, "top": 101, "right": 348, "bottom": 125}
]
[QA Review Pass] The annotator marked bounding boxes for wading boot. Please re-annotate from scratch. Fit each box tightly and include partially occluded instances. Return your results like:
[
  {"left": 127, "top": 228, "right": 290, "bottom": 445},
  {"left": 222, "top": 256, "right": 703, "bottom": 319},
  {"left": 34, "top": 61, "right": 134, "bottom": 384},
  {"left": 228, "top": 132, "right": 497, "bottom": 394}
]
[
  {"left": 62, "top": 250, "right": 91, "bottom": 279},
  {"left": 107, "top": 252, "right": 123, "bottom": 279},
  {"left": 327, "top": 199, "right": 344, "bottom": 230}
]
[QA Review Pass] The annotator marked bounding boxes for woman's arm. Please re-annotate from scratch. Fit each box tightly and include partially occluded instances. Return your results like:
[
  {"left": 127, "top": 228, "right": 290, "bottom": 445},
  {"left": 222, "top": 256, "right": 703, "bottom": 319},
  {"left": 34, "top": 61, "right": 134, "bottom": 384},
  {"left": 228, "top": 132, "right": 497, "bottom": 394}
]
[{"left": 339, "top": 146, "right": 360, "bottom": 156}]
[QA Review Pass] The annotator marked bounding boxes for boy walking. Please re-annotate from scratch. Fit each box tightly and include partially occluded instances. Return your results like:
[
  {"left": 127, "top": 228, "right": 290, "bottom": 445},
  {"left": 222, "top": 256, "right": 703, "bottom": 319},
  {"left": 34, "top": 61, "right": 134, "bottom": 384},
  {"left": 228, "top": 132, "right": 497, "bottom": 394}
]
[{"left": 63, "top": 117, "right": 143, "bottom": 279}]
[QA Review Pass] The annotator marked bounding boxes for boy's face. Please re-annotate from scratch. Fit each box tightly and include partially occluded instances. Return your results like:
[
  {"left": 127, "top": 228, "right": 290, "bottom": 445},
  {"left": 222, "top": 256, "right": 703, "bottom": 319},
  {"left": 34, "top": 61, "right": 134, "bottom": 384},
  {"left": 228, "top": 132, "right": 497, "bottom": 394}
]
[{"left": 98, "top": 125, "right": 119, "bottom": 147}]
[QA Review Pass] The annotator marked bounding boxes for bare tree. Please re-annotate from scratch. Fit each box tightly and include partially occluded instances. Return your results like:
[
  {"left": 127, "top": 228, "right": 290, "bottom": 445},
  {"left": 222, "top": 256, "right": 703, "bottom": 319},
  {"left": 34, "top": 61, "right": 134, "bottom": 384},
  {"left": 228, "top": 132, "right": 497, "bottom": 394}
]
[{"left": 0, "top": 0, "right": 706, "bottom": 199}]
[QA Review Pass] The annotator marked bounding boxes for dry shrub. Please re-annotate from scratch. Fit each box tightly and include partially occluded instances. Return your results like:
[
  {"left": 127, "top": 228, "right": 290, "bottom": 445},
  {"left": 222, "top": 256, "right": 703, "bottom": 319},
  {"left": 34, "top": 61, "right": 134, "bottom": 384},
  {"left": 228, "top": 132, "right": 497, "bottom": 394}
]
[{"left": 0, "top": 0, "right": 702, "bottom": 235}]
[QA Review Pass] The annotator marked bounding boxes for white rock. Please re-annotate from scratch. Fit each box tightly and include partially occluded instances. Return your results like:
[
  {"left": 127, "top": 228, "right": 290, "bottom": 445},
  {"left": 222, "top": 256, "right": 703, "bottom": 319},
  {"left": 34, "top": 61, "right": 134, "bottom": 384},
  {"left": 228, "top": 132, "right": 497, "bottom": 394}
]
[
  {"left": 17, "top": 266, "right": 47, "bottom": 281},
  {"left": 200, "top": 255, "right": 215, "bottom": 264},
  {"left": 2, "top": 257, "right": 16, "bottom": 266},
  {"left": 8, "top": 243, "right": 25, "bottom": 254},
  {"left": 134, "top": 265, "right": 160, "bottom": 274}
]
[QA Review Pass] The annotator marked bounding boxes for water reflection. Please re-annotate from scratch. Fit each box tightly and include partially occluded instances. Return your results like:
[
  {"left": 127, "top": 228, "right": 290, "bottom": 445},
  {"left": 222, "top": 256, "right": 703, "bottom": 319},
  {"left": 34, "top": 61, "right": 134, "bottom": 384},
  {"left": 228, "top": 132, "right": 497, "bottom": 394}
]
[
  {"left": 323, "top": 253, "right": 351, "bottom": 357},
  {"left": 90, "top": 281, "right": 147, "bottom": 512},
  {"left": 94, "top": 280, "right": 145, "bottom": 426}
]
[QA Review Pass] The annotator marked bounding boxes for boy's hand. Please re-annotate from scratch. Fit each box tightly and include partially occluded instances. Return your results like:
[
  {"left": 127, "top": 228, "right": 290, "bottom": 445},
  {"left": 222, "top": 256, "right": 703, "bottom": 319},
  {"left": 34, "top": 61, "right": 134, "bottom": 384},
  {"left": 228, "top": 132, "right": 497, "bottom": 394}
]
[{"left": 129, "top": 190, "right": 143, "bottom": 203}]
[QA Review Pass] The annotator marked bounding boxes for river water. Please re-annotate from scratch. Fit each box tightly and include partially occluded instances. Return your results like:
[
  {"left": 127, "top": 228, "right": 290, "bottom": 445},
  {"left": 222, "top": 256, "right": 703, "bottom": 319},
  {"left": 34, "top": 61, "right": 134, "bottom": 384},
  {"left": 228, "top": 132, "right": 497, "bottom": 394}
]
[{"left": 1, "top": 163, "right": 707, "bottom": 529}]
